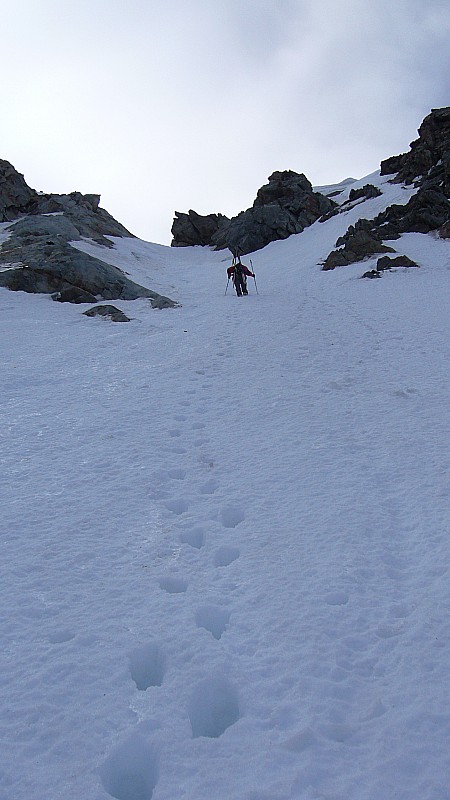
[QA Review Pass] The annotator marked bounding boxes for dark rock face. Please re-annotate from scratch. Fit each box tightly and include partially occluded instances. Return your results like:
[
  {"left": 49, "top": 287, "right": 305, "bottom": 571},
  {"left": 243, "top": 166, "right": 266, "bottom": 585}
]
[
  {"left": 380, "top": 107, "right": 450, "bottom": 195},
  {"left": 171, "top": 170, "right": 336, "bottom": 255},
  {"left": 0, "top": 160, "right": 177, "bottom": 308},
  {"left": 324, "top": 107, "right": 449, "bottom": 270},
  {"left": 28, "top": 192, "right": 133, "bottom": 245},
  {"left": 252, "top": 170, "right": 312, "bottom": 206},
  {"left": 376, "top": 255, "right": 419, "bottom": 270},
  {"left": 0, "top": 159, "right": 36, "bottom": 220},
  {"left": 320, "top": 183, "right": 383, "bottom": 223},
  {"left": 348, "top": 184, "right": 382, "bottom": 202},
  {"left": 325, "top": 183, "right": 449, "bottom": 270},
  {"left": 373, "top": 186, "right": 450, "bottom": 237},
  {"left": 54, "top": 286, "right": 99, "bottom": 304},
  {"left": 323, "top": 219, "right": 395, "bottom": 270},
  {"left": 211, "top": 204, "right": 302, "bottom": 255},
  {"left": 0, "top": 159, "right": 132, "bottom": 242},
  {"left": 171, "top": 210, "right": 229, "bottom": 248},
  {"left": 83, "top": 305, "right": 131, "bottom": 322},
  {"left": 361, "top": 255, "right": 419, "bottom": 279},
  {"left": 0, "top": 213, "right": 176, "bottom": 308}
]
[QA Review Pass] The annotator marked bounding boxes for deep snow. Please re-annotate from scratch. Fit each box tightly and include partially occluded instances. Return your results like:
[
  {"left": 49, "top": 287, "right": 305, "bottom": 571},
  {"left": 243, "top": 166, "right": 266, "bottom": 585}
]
[{"left": 1, "top": 172, "right": 449, "bottom": 800}]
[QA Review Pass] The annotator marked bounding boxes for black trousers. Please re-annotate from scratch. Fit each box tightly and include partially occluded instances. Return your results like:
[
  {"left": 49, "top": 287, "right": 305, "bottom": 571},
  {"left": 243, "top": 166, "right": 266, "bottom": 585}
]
[{"left": 234, "top": 269, "right": 247, "bottom": 296}]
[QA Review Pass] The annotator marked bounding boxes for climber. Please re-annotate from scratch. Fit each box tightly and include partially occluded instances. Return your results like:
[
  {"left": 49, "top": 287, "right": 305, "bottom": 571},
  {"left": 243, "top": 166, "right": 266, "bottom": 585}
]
[{"left": 227, "top": 258, "right": 255, "bottom": 296}]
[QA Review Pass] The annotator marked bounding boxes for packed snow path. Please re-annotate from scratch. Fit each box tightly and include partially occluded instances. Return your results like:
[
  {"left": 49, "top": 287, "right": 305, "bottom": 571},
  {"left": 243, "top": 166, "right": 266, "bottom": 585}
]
[{"left": 1, "top": 178, "right": 449, "bottom": 799}]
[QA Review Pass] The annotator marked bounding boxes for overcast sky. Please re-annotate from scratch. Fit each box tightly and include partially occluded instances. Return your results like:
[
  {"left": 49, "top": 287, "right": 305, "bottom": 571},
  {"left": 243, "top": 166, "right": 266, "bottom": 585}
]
[{"left": 2, "top": 0, "right": 449, "bottom": 244}]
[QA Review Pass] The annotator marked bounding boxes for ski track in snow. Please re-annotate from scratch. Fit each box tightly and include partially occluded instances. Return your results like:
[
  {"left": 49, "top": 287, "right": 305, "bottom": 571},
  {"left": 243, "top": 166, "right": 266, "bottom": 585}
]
[{"left": 1, "top": 173, "right": 449, "bottom": 799}]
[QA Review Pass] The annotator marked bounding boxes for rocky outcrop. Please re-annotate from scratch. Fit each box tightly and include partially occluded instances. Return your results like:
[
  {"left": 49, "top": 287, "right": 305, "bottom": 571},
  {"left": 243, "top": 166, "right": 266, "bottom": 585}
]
[
  {"left": 323, "top": 182, "right": 449, "bottom": 271},
  {"left": 28, "top": 192, "right": 133, "bottom": 245},
  {"left": 210, "top": 204, "right": 303, "bottom": 255},
  {"left": 348, "top": 184, "right": 382, "bottom": 202},
  {"left": 322, "top": 219, "right": 395, "bottom": 270},
  {"left": 361, "top": 255, "right": 419, "bottom": 279},
  {"left": 380, "top": 107, "right": 450, "bottom": 195},
  {"left": 0, "top": 159, "right": 36, "bottom": 219},
  {"left": 324, "top": 107, "right": 449, "bottom": 270},
  {"left": 171, "top": 170, "right": 336, "bottom": 255},
  {"left": 0, "top": 160, "right": 177, "bottom": 308},
  {"left": 83, "top": 305, "right": 131, "bottom": 322},
  {"left": 0, "top": 159, "right": 132, "bottom": 243},
  {"left": 373, "top": 186, "right": 449, "bottom": 238},
  {"left": 320, "top": 183, "right": 383, "bottom": 223},
  {"left": 171, "top": 210, "right": 229, "bottom": 248},
  {"left": 0, "top": 214, "right": 176, "bottom": 308}
]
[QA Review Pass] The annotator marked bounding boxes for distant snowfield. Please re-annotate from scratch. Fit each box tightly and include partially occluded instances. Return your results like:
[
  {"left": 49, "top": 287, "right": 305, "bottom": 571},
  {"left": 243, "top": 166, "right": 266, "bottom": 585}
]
[{"left": 1, "top": 173, "right": 449, "bottom": 800}]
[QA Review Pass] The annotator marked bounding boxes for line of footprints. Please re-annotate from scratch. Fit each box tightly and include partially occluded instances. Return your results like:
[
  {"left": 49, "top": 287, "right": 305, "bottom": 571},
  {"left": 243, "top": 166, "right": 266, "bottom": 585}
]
[{"left": 102, "top": 373, "right": 243, "bottom": 800}]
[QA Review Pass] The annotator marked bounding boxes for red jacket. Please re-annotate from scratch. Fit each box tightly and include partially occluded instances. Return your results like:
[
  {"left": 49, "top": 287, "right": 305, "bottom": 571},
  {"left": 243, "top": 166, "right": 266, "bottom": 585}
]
[{"left": 227, "top": 262, "right": 255, "bottom": 279}]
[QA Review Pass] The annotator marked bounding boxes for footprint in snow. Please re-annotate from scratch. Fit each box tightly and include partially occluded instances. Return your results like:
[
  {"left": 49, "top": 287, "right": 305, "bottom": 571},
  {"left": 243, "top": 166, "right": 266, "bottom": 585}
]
[
  {"left": 48, "top": 628, "right": 76, "bottom": 644},
  {"left": 195, "top": 605, "right": 230, "bottom": 640},
  {"left": 324, "top": 591, "right": 349, "bottom": 606},
  {"left": 167, "top": 468, "right": 186, "bottom": 481},
  {"left": 152, "top": 467, "right": 186, "bottom": 484},
  {"left": 214, "top": 545, "right": 240, "bottom": 567},
  {"left": 101, "top": 731, "right": 159, "bottom": 800},
  {"left": 164, "top": 498, "right": 189, "bottom": 515},
  {"left": 375, "top": 622, "right": 404, "bottom": 639},
  {"left": 179, "top": 526, "right": 205, "bottom": 549},
  {"left": 159, "top": 576, "right": 188, "bottom": 594},
  {"left": 168, "top": 445, "right": 188, "bottom": 455},
  {"left": 219, "top": 504, "right": 245, "bottom": 528},
  {"left": 129, "top": 641, "right": 166, "bottom": 690},
  {"left": 199, "top": 478, "right": 219, "bottom": 495},
  {"left": 319, "top": 722, "right": 356, "bottom": 743},
  {"left": 188, "top": 675, "right": 240, "bottom": 738}
]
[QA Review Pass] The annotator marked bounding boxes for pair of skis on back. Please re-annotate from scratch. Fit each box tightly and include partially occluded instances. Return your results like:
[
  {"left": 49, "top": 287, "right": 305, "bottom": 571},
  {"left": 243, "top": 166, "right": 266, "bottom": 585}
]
[{"left": 225, "top": 251, "right": 259, "bottom": 296}]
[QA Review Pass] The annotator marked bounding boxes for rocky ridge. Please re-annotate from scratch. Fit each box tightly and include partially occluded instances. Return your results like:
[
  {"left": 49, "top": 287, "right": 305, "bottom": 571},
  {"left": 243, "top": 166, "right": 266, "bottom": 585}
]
[
  {"left": 0, "top": 160, "right": 177, "bottom": 309},
  {"left": 171, "top": 170, "right": 336, "bottom": 255},
  {"left": 323, "top": 107, "right": 450, "bottom": 271},
  {"left": 171, "top": 107, "right": 449, "bottom": 270}
]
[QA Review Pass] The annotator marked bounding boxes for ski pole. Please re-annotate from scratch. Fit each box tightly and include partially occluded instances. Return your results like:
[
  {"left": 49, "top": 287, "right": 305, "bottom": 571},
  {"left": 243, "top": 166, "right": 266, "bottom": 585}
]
[
  {"left": 250, "top": 259, "right": 259, "bottom": 294},
  {"left": 225, "top": 276, "right": 230, "bottom": 295}
]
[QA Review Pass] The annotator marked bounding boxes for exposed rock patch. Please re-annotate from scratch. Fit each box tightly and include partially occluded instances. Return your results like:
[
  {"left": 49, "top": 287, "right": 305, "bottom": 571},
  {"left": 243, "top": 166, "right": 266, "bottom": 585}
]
[
  {"left": 374, "top": 186, "right": 449, "bottom": 237},
  {"left": 322, "top": 220, "right": 395, "bottom": 270},
  {"left": 0, "top": 160, "right": 177, "bottom": 308},
  {"left": 380, "top": 107, "right": 450, "bottom": 194},
  {"left": 362, "top": 255, "right": 419, "bottom": 279},
  {"left": 172, "top": 170, "right": 336, "bottom": 255},
  {"left": 348, "top": 184, "right": 382, "bottom": 202},
  {"left": 83, "top": 305, "right": 131, "bottom": 322},
  {"left": 324, "top": 107, "right": 449, "bottom": 270},
  {"left": 320, "top": 183, "right": 383, "bottom": 223},
  {"left": 0, "top": 214, "right": 176, "bottom": 308},
  {"left": 0, "top": 159, "right": 36, "bottom": 220},
  {"left": 171, "top": 210, "right": 229, "bottom": 248}
]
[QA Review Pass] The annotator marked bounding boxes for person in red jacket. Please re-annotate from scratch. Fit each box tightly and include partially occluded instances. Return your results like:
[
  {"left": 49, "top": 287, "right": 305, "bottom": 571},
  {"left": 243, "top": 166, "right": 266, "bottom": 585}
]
[{"left": 227, "top": 259, "right": 255, "bottom": 296}]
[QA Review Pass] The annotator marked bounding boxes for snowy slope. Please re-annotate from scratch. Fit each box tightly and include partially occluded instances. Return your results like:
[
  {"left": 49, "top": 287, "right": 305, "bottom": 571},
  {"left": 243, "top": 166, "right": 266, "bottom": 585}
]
[{"left": 1, "top": 172, "right": 449, "bottom": 800}]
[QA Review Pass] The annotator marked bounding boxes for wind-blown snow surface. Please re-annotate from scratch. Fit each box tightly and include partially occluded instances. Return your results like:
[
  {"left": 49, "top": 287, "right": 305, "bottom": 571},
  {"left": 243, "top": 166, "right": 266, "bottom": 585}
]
[{"left": 1, "top": 173, "right": 449, "bottom": 800}]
